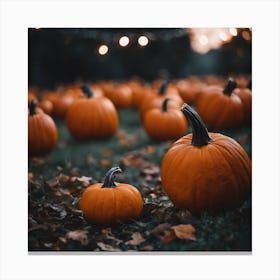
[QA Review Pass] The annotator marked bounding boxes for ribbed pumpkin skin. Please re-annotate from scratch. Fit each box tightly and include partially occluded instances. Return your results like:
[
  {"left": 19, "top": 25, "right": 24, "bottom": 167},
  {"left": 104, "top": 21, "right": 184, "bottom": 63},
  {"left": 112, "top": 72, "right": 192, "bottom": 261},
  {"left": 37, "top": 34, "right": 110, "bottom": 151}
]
[
  {"left": 28, "top": 113, "right": 58, "bottom": 156},
  {"left": 196, "top": 85, "right": 244, "bottom": 129},
  {"left": 143, "top": 108, "right": 188, "bottom": 141},
  {"left": 65, "top": 97, "right": 118, "bottom": 140},
  {"left": 161, "top": 133, "right": 251, "bottom": 214},
  {"left": 80, "top": 183, "right": 143, "bottom": 225}
]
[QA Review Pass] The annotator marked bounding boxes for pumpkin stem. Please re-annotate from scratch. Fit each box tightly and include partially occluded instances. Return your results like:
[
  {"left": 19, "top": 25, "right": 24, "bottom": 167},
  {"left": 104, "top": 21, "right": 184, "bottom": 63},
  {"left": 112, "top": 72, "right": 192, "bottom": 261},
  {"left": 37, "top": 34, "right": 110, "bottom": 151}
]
[
  {"left": 29, "top": 100, "right": 37, "bottom": 115},
  {"left": 181, "top": 103, "right": 212, "bottom": 147},
  {"left": 159, "top": 80, "right": 168, "bottom": 95},
  {"left": 102, "top": 166, "right": 122, "bottom": 188},
  {"left": 81, "top": 84, "right": 94, "bottom": 98},
  {"left": 162, "top": 98, "right": 170, "bottom": 112},
  {"left": 223, "top": 78, "right": 237, "bottom": 96},
  {"left": 247, "top": 79, "right": 252, "bottom": 90}
]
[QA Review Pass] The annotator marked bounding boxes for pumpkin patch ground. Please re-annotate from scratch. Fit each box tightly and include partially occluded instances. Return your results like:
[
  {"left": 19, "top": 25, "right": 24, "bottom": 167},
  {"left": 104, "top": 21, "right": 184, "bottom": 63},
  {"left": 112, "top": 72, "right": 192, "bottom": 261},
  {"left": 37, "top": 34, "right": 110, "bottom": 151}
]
[
  {"left": 28, "top": 28, "right": 252, "bottom": 252},
  {"left": 28, "top": 108, "right": 251, "bottom": 251}
]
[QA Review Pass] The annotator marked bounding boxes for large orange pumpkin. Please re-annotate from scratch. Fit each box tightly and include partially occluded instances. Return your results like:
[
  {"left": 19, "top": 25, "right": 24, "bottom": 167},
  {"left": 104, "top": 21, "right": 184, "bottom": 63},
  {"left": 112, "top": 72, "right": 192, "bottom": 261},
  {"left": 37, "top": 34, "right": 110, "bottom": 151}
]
[
  {"left": 161, "top": 103, "right": 251, "bottom": 215},
  {"left": 65, "top": 84, "right": 119, "bottom": 140},
  {"left": 28, "top": 100, "right": 58, "bottom": 157},
  {"left": 80, "top": 166, "right": 143, "bottom": 225},
  {"left": 196, "top": 78, "right": 244, "bottom": 129}
]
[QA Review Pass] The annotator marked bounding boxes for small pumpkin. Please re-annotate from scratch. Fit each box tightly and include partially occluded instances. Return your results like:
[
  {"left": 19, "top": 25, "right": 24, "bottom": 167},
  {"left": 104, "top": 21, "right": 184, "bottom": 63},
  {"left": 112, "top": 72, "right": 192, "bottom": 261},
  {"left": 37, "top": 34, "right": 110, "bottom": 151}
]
[
  {"left": 65, "top": 84, "right": 119, "bottom": 140},
  {"left": 143, "top": 98, "right": 188, "bottom": 141},
  {"left": 139, "top": 80, "right": 184, "bottom": 121},
  {"left": 161, "top": 103, "right": 251, "bottom": 215},
  {"left": 80, "top": 166, "right": 143, "bottom": 225},
  {"left": 28, "top": 100, "right": 58, "bottom": 157},
  {"left": 103, "top": 83, "right": 133, "bottom": 109},
  {"left": 174, "top": 79, "right": 202, "bottom": 105},
  {"left": 196, "top": 78, "right": 244, "bottom": 129},
  {"left": 38, "top": 99, "right": 53, "bottom": 115}
]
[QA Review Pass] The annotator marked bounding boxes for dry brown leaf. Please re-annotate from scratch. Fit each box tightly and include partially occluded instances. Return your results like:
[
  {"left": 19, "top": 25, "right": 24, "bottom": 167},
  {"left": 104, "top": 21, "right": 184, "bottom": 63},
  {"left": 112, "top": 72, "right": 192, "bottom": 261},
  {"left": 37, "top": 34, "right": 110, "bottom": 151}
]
[
  {"left": 46, "top": 178, "right": 59, "bottom": 188},
  {"left": 162, "top": 230, "right": 176, "bottom": 244},
  {"left": 140, "top": 245, "right": 154, "bottom": 251},
  {"left": 171, "top": 224, "right": 197, "bottom": 241},
  {"left": 97, "top": 242, "right": 120, "bottom": 252},
  {"left": 66, "top": 230, "right": 89, "bottom": 245},
  {"left": 150, "top": 223, "right": 171, "bottom": 236},
  {"left": 76, "top": 176, "right": 92, "bottom": 185},
  {"left": 57, "top": 173, "right": 70, "bottom": 183},
  {"left": 125, "top": 232, "right": 146, "bottom": 245}
]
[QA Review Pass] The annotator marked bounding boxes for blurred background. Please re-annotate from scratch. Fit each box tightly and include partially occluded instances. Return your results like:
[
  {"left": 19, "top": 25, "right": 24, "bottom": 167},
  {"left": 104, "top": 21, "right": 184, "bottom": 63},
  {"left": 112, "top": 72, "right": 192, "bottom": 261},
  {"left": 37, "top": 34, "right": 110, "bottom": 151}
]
[{"left": 28, "top": 28, "right": 251, "bottom": 89}]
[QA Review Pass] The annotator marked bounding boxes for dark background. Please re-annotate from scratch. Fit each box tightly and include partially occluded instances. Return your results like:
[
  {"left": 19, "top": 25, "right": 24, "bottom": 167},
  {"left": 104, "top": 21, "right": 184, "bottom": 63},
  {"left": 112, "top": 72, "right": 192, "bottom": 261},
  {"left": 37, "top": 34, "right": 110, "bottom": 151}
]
[{"left": 28, "top": 28, "right": 252, "bottom": 89}]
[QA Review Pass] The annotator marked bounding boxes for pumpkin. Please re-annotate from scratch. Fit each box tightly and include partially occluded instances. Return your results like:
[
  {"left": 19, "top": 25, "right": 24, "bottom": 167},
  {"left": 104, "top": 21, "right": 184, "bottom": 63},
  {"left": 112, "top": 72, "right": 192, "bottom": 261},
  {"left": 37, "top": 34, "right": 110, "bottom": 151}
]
[
  {"left": 38, "top": 99, "right": 53, "bottom": 115},
  {"left": 80, "top": 166, "right": 143, "bottom": 225},
  {"left": 161, "top": 103, "right": 251, "bottom": 215},
  {"left": 139, "top": 80, "right": 184, "bottom": 121},
  {"left": 174, "top": 79, "right": 202, "bottom": 105},
  {"left": 103, "top": 83, "right": 133, "bottom": 109},
  {"left": 65, "top": 84, "right": 119, "bottom": 140},
  {"left": 235, "top": 79, "right": 252, "bottom": 124},
  {"left": 196, "top": 78, "right": 244, "bottom": 129},
  {"left": 143, "top": 98, "right": 188, "bottom": 141},
  {"left": 52, "top": 93, "right": 75, "bottom": 118},
  {"left": 28, "top": 100, "right": 58, "bottom": 157}
]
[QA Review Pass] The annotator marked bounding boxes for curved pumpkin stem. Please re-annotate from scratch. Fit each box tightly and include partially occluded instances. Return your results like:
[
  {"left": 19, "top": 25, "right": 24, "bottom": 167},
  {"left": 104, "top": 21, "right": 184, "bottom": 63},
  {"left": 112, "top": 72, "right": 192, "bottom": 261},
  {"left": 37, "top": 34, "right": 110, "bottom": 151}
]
[
  {"left": 223, "top": 78, "right": 237, "bottom": 96},
  {"left": 159, "top": 80, "right": 168, "bottom": 95},
  {"left": 181, "top": 103, "right": 212, "bottom": 147},
  {"left": 102, "top": 166, "right": 122, "bottom": 188},
  {"left": 29, "top": 100, "right": 37, "bottom": 116},
  {"left": 81, "top": 84, "right": 94, "bottom": 98},
  {"left": 162, "top": 98, "right": 170, "bottom": 112}
]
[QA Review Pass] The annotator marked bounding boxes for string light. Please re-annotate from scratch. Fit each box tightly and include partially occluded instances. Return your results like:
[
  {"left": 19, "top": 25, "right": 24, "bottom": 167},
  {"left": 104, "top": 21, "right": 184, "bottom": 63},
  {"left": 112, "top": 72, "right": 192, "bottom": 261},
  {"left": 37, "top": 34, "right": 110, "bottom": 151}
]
[
  {"left": 229, "top": 28, "right": 238, "bottom": 36},
  {"left": 119, "top": 36, "right": 130, "bottom": 47},
  {"left": 188, "top": 28, "right": 250, "bottom": 54},
  {"left": 218, "top": 32, "right": 228, "bottom": 42},
  {"left": 199, "top": 35, "right": 208, "bottom": 45},
  {"left": 138, "top": 35, "right": 149, "bottom": 47},
  {"left": 242, "top": 30, "right": 251, "bottom": 41},
  {"left": 98, "top": 44, "right": 109, "bottom": 55}
]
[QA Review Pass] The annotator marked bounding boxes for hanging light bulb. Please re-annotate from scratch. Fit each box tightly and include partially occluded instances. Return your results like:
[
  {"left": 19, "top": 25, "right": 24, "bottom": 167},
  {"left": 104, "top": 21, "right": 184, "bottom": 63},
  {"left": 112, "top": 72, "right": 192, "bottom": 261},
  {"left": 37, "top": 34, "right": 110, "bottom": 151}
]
[
  {"left": 229, "top": 28, "right": 238, "bottom": 36},
  {"left": 119, "top": 36, "right": 130, "bottom": 47},
  {"left": 138, "top": 35, "right": 149, "bottom": 47},
  {"left": 98, "top": 44, "right": 109, "bottom": 55}
]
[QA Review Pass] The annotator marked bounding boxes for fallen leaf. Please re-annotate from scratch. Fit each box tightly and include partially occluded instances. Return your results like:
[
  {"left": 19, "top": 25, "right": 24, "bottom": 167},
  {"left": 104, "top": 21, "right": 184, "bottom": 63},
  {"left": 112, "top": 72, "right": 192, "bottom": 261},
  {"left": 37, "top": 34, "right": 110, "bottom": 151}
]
[
  {"left": 140, "top": 245, "right": 154, "bottom": 251},
  {"left": 172, "top": 224, "right": 197, "bottom": 240},
  {"left": 125, "top": 232, "right": 146, "bottom": 245},
  {"left": 66, "top": 230, "right": 89, "bottom": 245},
  {"left": 76, "top": 176, "right": 92, "bottom": 185},
  {"left": 57, "top": 173, "right": 70, "bottom": 183},
  {"left": 97, "top": 242, "right": 120, "bottom": 252},
  {"left": 150, "top": 223, "right": 171, "bottom": 236},
  {"left": 162, "top": 230, "right": 176, "bottom": 244},
  {"left": 46, "top": 178, "right": 59, "bottom": 188}
]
